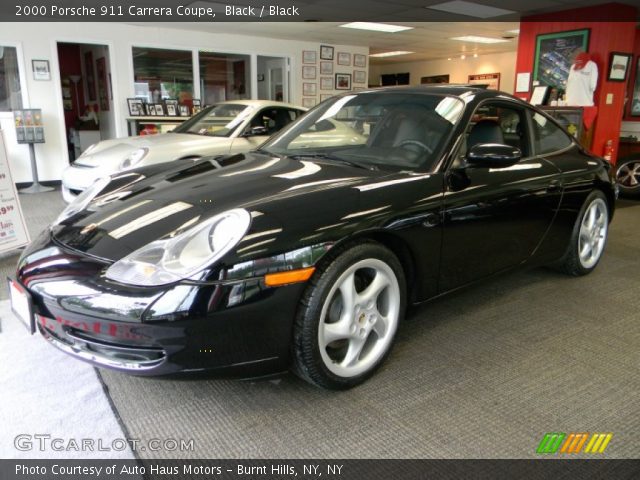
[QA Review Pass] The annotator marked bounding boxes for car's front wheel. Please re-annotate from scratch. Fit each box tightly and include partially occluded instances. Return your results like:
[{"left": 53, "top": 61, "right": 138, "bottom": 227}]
[
  {"left": 557, "top": 190, "right": 609, "bottom": 276},
  {"left": 293, "top": 242, "right": 405, "bottom": 389},
  {"left": 616, "top": 157, "right": 640, "bottom": 198}
]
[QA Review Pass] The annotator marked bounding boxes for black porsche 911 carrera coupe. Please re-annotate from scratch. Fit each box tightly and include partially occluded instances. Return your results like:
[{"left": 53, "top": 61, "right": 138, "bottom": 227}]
[{"left": 10, "top": 85, "right": 616, "bottom": 389}]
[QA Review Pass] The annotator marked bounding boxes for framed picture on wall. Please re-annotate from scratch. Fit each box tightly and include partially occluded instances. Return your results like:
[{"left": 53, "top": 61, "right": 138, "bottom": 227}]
[
  {"left": 303, "top": 83, "right": 317, "bottom": 96},
  {"left": 335, "top": 73, "right": 351, "bottom": 90},
  {"left": 608, "top": 52, "right": 632, "bottom": 82},
  {"left": 421, "top": 74, "right": 449, "bottom": 84},
  {"left": 337, "top": 52, "right": 351, "bottom": 66},
  {"left": 127, "top": 98, "right": 144, "bottom": 116},
  {"left": 31, "top": 60, "right": 50, "bottom": 81},
  {"left": 320, "top": 77, "right": 334, "bottom": 90},
  {"left": 354, "top": 54, "right": 367, "bottom": 68},
  {"left": 354, "top": 70, "right": 367, "bottom": 84},
  {"left": 303, "top": 50, "right": 317, "bottom": 64},
  {"left": 533, "top": 29, "right": 590, "bottom": 91},
  {"left": 320, "top": 45, "right": 334, "bottom": 60},
  {"left": 302, "top": 66, "right": 317, "bottom": 79},
  {"left": 468, "top": 72, "right": 500, "bottom": 90},
  {"left": 302, "top": 97, "right": 317, "bottom": 108},
  {"left": 320, "top": 61, "right": 333, "bottom": 75}
]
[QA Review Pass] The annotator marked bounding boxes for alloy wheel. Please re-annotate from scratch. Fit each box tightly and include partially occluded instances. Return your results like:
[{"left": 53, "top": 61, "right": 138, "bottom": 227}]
[
  {"left": 578, "top": 197, "right": 608, "bottom": 269},
  {"left": 616, "top": 161, "right": 640, "bottom": 188}
]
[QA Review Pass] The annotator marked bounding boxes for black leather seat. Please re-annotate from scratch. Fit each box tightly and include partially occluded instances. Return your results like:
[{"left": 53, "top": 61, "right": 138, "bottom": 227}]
[{"left": 467, "top": 119, "right": 505, "bottom": 151}]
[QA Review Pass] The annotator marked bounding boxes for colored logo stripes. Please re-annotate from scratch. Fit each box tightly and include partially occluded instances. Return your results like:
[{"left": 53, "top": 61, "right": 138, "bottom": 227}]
[{"left": 537, "top": 433, "right": 612, "bottom": 454}]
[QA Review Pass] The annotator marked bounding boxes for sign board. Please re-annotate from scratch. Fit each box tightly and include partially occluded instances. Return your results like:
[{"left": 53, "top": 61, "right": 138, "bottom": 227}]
[
  {"left": 13, "top": 109, "right": 45, "bottom": 144},
  {"left": 468, "top": 73, "right": 501, "bottom": 91},
  {"left": 0, "top": 130, "right": 30, "bottom": 254}
]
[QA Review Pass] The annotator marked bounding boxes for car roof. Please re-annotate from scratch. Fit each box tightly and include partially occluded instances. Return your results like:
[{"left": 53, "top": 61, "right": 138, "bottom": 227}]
[
  {"left": 347, "top": 84, "right": 524, "bottom": 103},
  {"left": 215, "top": 99, "right": 307, "bottom": 110}
]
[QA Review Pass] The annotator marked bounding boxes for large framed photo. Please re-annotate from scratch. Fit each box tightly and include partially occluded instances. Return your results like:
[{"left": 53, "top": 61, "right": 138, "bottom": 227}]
[
  {"left": 335, "top": 73, "right": 351, "bottom": 90},
  {"left": 608, "top": 52, "right": 632, "bottom": 82},
  {"left": 320, "top": 45, "right": 334, "bottom": 61},
  {"left": 127, "top": 98, "right": 144, "bottom": 116},
  {"left": 354, "top": 54, "right": 367, "bottom": 68},
  {"left": 421, "top": 74, "right": 449, "bottom": 84},
  {"left": 533, "top": 29, "right": 589, "bottom": 91},
  {"left": 630, "top": 58, "right": 640, "bottom": 117},
  {"left": 31, "top": 60, "right": 50, "bottom": 81}
]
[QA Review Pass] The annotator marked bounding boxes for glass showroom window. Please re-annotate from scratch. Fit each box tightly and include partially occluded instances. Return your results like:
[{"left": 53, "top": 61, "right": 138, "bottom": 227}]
[
  {"left": 132, "top": 47, "right": 193, "bottom": 104},
  {"left": 0, "top": 46, "right": 23, "bottom": 111},
  {"left": 199, "top": 51, "right": 250, "bottom": 104}
]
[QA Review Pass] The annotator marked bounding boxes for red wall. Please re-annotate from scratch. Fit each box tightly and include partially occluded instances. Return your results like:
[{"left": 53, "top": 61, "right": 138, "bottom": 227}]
[
  {"left": 57, "top": 43, "right": 86, "bottom": 130},
  {"left": 514, "top": 3, "right": 637, "bottom": 163}
]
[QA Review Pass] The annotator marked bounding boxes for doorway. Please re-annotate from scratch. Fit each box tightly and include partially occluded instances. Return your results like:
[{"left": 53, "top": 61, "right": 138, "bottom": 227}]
[
  {"left": 56, "top": 42, "right": 115, "bottom": 163},
  {"left": 257, "top": 56, "right": 289, "bottom": 102}
]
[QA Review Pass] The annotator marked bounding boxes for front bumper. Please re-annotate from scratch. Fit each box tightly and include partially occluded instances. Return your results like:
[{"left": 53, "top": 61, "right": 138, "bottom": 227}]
[{"left": 15, "top": 231, "right": 306, "bottom": 377}]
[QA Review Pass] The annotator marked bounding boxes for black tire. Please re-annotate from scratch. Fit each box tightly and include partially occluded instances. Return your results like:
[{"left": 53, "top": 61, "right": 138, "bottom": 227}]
[
  {"left": 616, "top": 157, "right": 640, "bottom": 198},
  {"left": 292, "top": 241, "right": 406, "bottom": 390},
  {"left": 556, "top": 190, "right": 609, "bottom": 276}
]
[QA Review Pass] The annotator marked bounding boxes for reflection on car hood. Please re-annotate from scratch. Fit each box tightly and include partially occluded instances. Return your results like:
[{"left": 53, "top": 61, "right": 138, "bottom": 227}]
[
  {"left": 74, "top": 133, "right": 231, "bottom": 167},
  {"left": 53, "top": 152, "right": 395, "bottom": 263}
]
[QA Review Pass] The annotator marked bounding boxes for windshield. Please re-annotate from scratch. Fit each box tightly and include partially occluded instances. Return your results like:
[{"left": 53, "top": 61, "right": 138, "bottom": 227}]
[
  {"left": 260, "top": 92, "right": 464, "bottom": 170},
  {"left": 173, "top": 103, "right": 252, "bottom": 137}
]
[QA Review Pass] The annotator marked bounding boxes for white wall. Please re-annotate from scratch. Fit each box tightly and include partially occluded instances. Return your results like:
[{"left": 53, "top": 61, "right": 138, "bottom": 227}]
[
  {"left": 369, "top": 51, "right": 516, "bottom": 94},
  {"left": 0, "top": 23, "right": 368, "bottom": 183}
]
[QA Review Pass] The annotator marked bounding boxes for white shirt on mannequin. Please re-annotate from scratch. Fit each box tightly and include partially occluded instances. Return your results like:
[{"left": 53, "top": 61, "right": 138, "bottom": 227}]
[{"left": 566, "top": 60, "right": 598, "bottom": 106}]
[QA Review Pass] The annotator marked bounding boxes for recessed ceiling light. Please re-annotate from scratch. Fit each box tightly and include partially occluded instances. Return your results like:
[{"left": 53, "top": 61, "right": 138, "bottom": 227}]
[
  {"left": 451, "top": 35, "right": 510, "bottom": 44},
  {"left": 369, "top": 51, "right": 414, "bottom": 58},
  {"left": 427, "top": 0, "right": 514, "bottom": 18},
  {"left": 460, "top": 54, "right": 466, "bottom": 60},
  {"left": 473, "top": 53, "right": 478, "bottom": 58},
  {"left": 506, "top": 29, "right": 520, "bottom": 34},
  {"left": 447, "top": 57, "right": 452, "bottom": 61},
  {"left": 340, "top": 22, "right": 413, "bottom": 33}
]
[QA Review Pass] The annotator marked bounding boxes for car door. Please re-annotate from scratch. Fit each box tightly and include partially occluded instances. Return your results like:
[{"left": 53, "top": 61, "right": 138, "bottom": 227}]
[
  {"left": 438, "top": 101, "right": 563, "bottom": 292},
  {"left": 229, "top": 107, "right": 303, "bottom": 154}
]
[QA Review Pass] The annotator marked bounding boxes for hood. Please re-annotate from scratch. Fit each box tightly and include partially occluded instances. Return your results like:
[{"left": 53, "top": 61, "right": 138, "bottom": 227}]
[
  {"left": 52, "top": 153, "right": 397, "bottom": 263},
  {"left": 74, "top": 133, "right": 231, "bottom": 168}
]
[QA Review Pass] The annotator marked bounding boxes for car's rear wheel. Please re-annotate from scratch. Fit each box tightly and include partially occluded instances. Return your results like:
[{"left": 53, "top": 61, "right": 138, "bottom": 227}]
[
  {"left": 557, "top": 190, "right": 609, "bottom": 276},
  {"left": 292, "top": 242, "right": 405, "bottom": 389},
  {"left": 616, "top": 157, "right": 640, "bottom": 198}
]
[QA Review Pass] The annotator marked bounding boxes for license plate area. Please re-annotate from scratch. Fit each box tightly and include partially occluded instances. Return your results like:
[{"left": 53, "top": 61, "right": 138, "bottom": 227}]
[{"left": 7, "top": 278, "right": 35, "bottom": 334}]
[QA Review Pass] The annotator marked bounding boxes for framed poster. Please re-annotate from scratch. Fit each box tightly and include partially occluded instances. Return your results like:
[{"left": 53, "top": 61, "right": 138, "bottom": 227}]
[
  {"left": 337, "top": 52, "right": 351, "bottom": 66},
  {"left": 320, "top": 61, "right": 333, "bottom": 75},
  {"left": 320, "top": 45, "right": 334, "bottom": 61},
  {"left": 303, "top": 83, "right": 317, "bottom": 96},
  {"left": 84, "top": 51, "right": 96, "bottom": 101},
  {"left": 302, "top": 66, "right": 317, "bottom": 79},
  {"left": 533, "top": 29, "right": 590, "bottom": 91},
  {"left": 320, "top": 77, "right": 334, "bottom": 90},
  {"left": 96, "top": 57, "right": 109, "bottom": 111},
  {"left": 468, "top": 73, "right": 500, "bottom": 90},
  {"left": 421, "top": 74, "right": 449, "bottom": 84},
  {"left": 608, "top": 52, "right": 632, "bottom": 82},
  {"left": 335, "top": 73, "right": 351, "bottom": 90},
  {"left": 354, "top": 54, "right": 367, "bottom": 68},
  {"left": 354, "top": 70, "right": 367, "bottom": 84},
  {"left": 303, "top": 50, "right": 317, "bottom": 64},
  {"left": 31, "top": 60, "right": 50, "bottom": 81},
  {"left": 0, "top": 131, "right": 30, "bottom": 254}
]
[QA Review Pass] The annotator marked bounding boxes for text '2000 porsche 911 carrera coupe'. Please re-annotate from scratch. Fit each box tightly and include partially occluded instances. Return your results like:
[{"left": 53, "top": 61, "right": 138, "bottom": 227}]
[{"left": 10, "top": 86, "right": 615, "bottom": 389}]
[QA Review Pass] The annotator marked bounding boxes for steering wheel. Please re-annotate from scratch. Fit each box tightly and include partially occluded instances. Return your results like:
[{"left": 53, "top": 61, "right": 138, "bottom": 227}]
[{"left": 397, "top": 139, "right": 433, "bottom": 155}]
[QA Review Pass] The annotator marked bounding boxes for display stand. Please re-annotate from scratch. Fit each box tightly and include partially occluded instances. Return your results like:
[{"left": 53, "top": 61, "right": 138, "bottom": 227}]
[{"left": 13, "top": 108, "right": 53, "bottom": 194}]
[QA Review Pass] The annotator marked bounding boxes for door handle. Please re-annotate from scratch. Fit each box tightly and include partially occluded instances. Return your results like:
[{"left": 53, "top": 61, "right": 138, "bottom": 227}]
[{"left": 422, "top": 213, "right": 441, "bottom": 228}]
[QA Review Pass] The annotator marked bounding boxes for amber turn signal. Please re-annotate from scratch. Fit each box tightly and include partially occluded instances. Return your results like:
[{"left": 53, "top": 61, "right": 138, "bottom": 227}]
[{"left": 264, "top": 267, "right": 316, "bottom": 287}]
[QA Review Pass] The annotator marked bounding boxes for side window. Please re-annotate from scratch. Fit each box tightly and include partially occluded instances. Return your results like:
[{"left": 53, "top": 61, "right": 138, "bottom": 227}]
[
  {"left": 453, "top": 103, "right": 529, "bottom": 167},
  {"left": 248, "top": 108, "right": 298, "bottom": 135},
  {"left": 529, "top": 111, "right": 573, "bottom": 155}
]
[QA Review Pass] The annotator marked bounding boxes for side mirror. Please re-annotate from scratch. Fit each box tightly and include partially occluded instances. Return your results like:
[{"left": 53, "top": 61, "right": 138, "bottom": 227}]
[
  {"left": 467, "top": 143, "right": 521, "bottom": 168},
  {"left": 243, "top": 126, "right": 269, "bottom": 137}
]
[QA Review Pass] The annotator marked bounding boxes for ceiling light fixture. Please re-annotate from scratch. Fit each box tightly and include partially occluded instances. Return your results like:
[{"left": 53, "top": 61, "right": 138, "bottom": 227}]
[
  {"left": 506, "top": 28, "right": 520, "bottom": 34},
  {"left": 340, "top": 22, "right": 413, "bottom": 33},
  {"left": 473, "top": 53, "right": 478, "bottom": 58},
  {"left": 451, "top": 35, "right": 510, "bottom": 44},
  {"left": 427, "top": 0, "right": 514, "bottom": 18},
  {"left": 460, "top": 54, "right": 466, "bottom": 60},
  {"left": 369, "top": 51, "right": 414, "bottom": 58}
]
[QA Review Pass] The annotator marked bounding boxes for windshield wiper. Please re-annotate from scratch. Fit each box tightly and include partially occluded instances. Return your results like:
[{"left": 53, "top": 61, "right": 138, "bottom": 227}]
[{"left": 288, "top": 153, "right": 377, "bottom": 171}]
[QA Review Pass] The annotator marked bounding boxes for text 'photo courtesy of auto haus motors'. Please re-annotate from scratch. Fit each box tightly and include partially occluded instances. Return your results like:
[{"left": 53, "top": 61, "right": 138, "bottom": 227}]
[{"left": 8, "top": 85, "right": 616, "bottom": 390}]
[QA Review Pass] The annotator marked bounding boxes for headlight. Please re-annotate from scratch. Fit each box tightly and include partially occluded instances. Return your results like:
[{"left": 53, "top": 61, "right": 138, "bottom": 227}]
[
  {"left": 53, "top": 177, "right": 111, "bottom": 225},
  {"left": 119, "top": 148, "right": 148, "bottom": 170},
  {"left": 105, "top": 208, "right": 251, "bottom": 286}
]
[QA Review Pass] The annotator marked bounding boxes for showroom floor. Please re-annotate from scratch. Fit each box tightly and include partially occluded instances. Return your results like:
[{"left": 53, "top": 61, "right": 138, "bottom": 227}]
[{"left": 1, "top": 189, "right": 639, "bottom": 458}]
